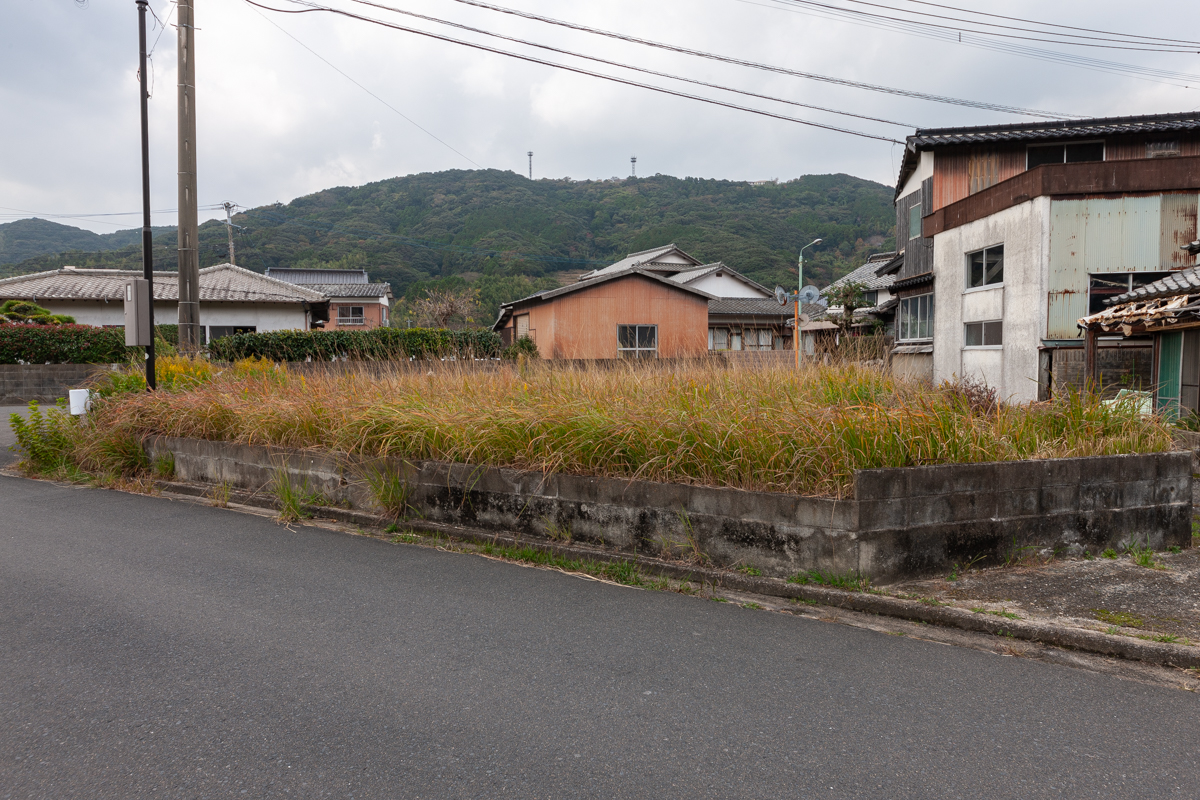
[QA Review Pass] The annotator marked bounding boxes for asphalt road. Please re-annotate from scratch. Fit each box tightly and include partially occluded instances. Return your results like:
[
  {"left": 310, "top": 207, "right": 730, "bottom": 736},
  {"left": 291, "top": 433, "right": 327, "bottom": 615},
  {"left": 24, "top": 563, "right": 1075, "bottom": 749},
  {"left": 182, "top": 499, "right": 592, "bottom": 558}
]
[{"left": 2, "top": 476, "right": 1199, "bottom": 799}]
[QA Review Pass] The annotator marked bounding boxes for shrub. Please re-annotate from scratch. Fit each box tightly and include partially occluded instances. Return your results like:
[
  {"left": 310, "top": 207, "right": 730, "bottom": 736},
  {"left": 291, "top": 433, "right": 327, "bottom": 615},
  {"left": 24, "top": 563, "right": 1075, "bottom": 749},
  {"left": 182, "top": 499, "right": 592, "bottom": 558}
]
[
  {"left": 206, "top": 327, "right": 502, "bottom": 362},
  {"left": 502, "top": 335, "right": 539, "bottom": 360},
  {"left": 0, "top": 300, "right": 75, "bottom": 325},
  {"left": 0, "top": 323, "right": 131, "bottom": 364}
]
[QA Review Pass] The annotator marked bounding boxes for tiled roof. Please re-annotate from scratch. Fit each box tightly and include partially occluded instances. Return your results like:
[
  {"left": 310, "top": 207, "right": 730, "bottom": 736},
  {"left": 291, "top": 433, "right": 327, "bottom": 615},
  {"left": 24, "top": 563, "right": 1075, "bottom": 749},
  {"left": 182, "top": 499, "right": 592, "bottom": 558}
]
[
  {"left": 824, "top": 259, "right": 897, "bottom": 293},
  {"left": 265, "top": 268, "right": 369, "bottom": 285},
  {"left": 0, "top": 264, "right": 328, "bottom": 304},
  {"left": 708, "top": 298, "right": 796, "bottom": 317},
  {"left": 305, "top": 283, "right": 392, "bottom": 298},
  {"left": 670, "top": 262, "right": 773, "bottom": 296},
  {"left": 577, "top": 244, "right": 703, "bottom": 281},
  {"left": 908, "top": 111, "right": 1200, "bottom": 147},
  {"left": 1110, "top": 267, "right": 1200, "bottom": 304}
]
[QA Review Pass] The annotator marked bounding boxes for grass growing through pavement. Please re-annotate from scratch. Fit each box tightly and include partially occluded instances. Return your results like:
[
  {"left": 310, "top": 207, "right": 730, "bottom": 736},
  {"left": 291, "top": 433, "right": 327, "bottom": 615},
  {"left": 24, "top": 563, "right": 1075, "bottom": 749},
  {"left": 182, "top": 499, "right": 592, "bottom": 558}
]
[{"left": 25, "top": 356, "right": 1172, "bottom": 499}]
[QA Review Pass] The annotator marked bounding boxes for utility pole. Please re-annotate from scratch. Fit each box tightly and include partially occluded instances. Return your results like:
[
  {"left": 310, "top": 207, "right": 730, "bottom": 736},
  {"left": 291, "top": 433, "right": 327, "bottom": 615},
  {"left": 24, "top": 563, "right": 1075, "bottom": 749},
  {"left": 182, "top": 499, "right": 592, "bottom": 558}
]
[
  {"left": 177, "top": 0, "right": 201, "bottom": 349},
  {"left": 136, "top": 0, "right": 156, "bottom": 389},
  {"left": 527, "top": 151, "right": 533, "bottom": 180},
  {"left": 631, "top": 156, "right": 637, "bottom": 178},
  {"left": 222, "top": 201, "right": 236, "bottom": 265}
]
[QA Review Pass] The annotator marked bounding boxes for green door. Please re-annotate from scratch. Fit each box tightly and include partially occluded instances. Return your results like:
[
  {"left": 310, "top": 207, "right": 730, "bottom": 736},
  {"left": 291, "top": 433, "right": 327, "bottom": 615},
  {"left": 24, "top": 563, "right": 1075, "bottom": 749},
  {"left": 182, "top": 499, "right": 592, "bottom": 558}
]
[{"left": 1157, "top": 331, "right": 1183, "bottom": 419}]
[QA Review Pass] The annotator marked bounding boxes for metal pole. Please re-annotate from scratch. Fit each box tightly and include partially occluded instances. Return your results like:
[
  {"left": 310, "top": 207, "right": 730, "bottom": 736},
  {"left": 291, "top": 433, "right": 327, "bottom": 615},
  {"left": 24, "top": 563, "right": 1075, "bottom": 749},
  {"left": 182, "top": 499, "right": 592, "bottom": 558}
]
[
  {"left": 177, "top": 0, "right": 201, "bottom": 349},
  {"left": 136, "top": 0, "right": 156, "bottom": 390},
  {"left": 223, "top": 201, "right": 236, "bottom": 265}
]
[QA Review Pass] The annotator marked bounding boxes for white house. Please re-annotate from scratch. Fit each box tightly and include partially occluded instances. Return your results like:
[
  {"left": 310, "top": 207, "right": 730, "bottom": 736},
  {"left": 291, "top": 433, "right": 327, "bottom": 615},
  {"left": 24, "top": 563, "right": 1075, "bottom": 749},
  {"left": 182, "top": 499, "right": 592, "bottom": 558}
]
[{"left": 0, "top": 263, "right": 330, "bottom": 342}]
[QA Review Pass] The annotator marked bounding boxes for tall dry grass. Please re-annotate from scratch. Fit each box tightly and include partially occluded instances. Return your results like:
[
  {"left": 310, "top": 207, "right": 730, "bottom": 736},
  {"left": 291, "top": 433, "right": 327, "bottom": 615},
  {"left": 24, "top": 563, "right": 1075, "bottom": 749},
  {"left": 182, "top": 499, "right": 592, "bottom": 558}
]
[{"left": 84, "top": 358, "right": 1173, "bottom": 497}]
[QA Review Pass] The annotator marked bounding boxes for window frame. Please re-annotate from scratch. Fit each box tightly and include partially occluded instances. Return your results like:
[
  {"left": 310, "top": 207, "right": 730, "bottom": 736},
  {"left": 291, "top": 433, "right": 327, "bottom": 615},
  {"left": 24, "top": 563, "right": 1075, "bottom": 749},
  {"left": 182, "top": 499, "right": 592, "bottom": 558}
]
[
  {"left": 337, "top": 305, "right": 366, "bottom": 326},
  {"left": 897, "top": 292, "right": 934, "bottom": 343},
  {"left": 963, "top": 320, "right": 1003, "bottom": 349},
  {"left": 1027, "top": 140, "right": 1105, "bottom": 169},
  {"left": 965, "top": 244, "right": 1004, "bottom": 291},
  {"left": 908, "top": 202, "right": 923, "bottom": 240},
  {"left": 617, "top": 324, "right": 658, "bottom": 358}
]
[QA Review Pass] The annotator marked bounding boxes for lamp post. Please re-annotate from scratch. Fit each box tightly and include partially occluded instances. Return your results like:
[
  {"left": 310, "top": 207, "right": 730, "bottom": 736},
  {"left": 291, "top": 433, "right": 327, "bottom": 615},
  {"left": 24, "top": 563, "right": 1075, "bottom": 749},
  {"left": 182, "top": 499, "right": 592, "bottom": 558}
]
[{"left": 795, "top": 238, "right": 823, "bottom": 368}]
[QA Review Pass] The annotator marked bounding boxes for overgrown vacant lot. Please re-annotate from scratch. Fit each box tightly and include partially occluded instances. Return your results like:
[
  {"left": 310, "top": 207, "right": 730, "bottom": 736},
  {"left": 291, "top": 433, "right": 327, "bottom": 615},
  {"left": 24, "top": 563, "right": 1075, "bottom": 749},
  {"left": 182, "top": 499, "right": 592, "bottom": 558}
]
[{"left": 39, "top": 357, "right": 1172, "bottom": 498}]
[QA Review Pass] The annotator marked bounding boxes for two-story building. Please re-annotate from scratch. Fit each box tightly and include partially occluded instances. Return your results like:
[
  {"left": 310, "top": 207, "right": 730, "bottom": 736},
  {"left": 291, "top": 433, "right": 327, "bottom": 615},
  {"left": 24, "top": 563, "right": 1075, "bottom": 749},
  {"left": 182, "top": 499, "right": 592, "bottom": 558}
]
[
  {"left": 265, "top": 267, "right": 393, "bottom": 329},
  {"left": 890, "top": 111, "right": 1200, "bottom": 400}
]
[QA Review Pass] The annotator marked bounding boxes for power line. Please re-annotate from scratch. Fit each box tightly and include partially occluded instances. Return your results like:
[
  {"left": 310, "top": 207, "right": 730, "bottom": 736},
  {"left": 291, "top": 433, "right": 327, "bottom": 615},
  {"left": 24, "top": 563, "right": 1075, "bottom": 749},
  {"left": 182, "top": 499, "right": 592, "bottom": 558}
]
[
  {"left": 242, "top": 0, "right": 483, "bottom": 167},
  {"left": 751, "top": 0, "right": 1200, "bottom": 88},
  {"left": 343, "top": 0, "right": 916, "bottom": 128},
  {"left": 248, "top": 0, "right": 906, "bottom": 142},
  {"left": 426, "top": 0, "right": 1077, "bottom": 118}
]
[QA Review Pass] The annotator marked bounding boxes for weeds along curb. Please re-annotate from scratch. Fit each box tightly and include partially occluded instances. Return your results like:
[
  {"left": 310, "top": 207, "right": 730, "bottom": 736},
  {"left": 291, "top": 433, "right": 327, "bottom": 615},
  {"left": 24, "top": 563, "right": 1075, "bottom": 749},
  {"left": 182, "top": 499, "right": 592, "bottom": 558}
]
[{"left": 152, "top": 477, "right": 1200, "bottom": 671}]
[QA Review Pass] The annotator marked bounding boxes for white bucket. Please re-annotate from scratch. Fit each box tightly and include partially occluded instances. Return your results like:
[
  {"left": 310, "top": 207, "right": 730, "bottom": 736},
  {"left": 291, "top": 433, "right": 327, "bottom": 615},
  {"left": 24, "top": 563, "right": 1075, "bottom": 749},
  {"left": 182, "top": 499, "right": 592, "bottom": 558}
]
[{"left": 68, "top": 389, "right": 92, "bottom": 416}]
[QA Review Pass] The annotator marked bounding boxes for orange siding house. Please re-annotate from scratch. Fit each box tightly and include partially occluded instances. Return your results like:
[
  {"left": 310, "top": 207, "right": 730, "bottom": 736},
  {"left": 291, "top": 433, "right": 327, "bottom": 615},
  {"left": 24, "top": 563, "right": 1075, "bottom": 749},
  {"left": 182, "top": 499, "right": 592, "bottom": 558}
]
[{"left": 494, "top": 269, "right": 711, "bottom": 359}]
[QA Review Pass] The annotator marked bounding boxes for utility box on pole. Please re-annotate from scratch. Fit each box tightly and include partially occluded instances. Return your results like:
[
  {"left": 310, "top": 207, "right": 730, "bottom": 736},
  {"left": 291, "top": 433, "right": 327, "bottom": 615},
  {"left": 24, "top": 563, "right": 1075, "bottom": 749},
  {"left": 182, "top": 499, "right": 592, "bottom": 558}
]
[{"left": 124, "top": 278, "right": 152, "bottom": 347}]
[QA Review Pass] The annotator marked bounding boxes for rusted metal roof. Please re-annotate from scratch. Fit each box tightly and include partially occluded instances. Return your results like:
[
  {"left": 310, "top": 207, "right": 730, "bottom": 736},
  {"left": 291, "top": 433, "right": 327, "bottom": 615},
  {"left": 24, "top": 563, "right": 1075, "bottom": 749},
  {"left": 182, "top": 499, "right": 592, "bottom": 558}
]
[{"left": 0, "top": 264, "right": 328, "bottom": 304}]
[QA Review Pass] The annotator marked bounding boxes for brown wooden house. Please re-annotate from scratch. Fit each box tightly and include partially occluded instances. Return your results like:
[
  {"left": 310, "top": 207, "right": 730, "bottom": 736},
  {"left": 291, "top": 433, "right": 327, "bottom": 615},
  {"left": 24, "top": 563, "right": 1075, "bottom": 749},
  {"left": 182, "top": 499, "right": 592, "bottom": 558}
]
[{"left": 492, "top": 267, "right": 712, "bottom": 359}]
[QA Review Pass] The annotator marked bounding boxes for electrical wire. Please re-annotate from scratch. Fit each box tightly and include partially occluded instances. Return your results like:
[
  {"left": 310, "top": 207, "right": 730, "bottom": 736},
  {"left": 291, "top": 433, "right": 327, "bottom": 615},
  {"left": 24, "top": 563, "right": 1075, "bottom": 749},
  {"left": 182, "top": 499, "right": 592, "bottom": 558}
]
[
  {"left": 247, "top": 0, "right": 904, "bottom": 143},
  {"left": 341, "top": 0, "right": 916, "bottom": 128},
  {"left": 243, "top": 1, "right": 484, "bottom": 167},
  {"left": 752, "top": 0, "right": 1200, "bottom": 87},
  {"left": 427, "top": 0, "right": 1076, "bottom": 118},
  {"left": 787, "top": 0, "right": 1200, "bottom": 52}
]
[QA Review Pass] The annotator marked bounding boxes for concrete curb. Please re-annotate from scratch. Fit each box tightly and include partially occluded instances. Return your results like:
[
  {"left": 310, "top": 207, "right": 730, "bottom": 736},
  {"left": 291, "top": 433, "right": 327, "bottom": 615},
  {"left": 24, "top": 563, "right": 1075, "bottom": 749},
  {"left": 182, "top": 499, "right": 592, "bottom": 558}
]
[{"left": 156, "top": 478, "right": 1200, "bottom": 671}]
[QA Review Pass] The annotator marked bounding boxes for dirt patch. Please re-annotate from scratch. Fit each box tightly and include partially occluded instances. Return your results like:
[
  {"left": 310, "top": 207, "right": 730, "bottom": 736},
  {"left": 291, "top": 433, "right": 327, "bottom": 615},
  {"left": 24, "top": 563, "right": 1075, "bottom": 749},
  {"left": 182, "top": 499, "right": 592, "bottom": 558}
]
[{"left": 884, "top": 544, "right": 1200, "bottom": 644}]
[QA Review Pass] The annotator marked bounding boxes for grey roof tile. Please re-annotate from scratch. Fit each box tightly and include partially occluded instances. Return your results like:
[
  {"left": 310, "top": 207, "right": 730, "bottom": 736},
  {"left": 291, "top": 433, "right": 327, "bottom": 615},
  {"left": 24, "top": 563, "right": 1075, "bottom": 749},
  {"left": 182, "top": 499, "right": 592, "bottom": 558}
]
[
  {"left": 0, "top": 264, "right": 328, "bottom": 304},
  {"left": 1110, "top": 266, "right": 1200, "bottom": 304}
]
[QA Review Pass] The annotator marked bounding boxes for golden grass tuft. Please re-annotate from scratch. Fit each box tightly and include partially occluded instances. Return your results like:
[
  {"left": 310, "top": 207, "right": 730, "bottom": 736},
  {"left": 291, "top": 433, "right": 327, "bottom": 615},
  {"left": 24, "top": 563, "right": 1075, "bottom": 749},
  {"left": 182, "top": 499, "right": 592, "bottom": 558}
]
[{"left": 81, "top": 358, "right": 1173, "bottom": 498}]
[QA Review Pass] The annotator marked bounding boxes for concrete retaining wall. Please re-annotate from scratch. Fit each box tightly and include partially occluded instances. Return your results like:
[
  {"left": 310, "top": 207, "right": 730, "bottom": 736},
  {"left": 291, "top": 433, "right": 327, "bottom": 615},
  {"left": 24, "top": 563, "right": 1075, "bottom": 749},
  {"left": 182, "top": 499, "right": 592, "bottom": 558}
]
[
  {"left": 145, "top": 436, "right": 1192, "bottom": 581},
  {"left": 0, "top": 364, "right": 117, "bottom": 404}
]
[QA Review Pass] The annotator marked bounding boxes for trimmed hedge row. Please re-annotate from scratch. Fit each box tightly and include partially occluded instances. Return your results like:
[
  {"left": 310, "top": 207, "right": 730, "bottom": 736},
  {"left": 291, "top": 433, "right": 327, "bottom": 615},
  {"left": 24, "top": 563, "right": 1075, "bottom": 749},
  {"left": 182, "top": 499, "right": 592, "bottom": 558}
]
[
  {"left": 207, "top": 328, "right": 503, "bottom": 362},
  {"left": 0, "top": 324, "right": 131, "bottom": 365}
]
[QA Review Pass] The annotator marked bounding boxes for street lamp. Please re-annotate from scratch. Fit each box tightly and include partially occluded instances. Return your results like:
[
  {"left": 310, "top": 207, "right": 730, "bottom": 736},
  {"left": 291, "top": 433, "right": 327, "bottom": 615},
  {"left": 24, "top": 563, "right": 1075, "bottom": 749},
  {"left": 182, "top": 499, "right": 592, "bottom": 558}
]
[{"left": 795, "top": 238, "right": 823, "bottom": 368}]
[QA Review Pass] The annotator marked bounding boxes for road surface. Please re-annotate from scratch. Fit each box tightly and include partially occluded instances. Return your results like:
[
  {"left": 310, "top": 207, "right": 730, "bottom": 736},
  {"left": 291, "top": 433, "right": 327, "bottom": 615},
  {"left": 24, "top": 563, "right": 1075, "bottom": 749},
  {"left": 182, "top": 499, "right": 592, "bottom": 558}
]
[{"left": 2, "top": 474, "right": 1198, "bottom": 798}]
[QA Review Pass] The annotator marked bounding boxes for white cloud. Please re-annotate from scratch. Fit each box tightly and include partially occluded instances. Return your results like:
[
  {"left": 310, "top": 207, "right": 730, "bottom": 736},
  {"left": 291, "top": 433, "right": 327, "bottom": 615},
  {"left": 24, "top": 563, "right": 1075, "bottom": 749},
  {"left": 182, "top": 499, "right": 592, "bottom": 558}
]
[{"left": 3, "top": 0, "right": 1198, "bottom": 232}]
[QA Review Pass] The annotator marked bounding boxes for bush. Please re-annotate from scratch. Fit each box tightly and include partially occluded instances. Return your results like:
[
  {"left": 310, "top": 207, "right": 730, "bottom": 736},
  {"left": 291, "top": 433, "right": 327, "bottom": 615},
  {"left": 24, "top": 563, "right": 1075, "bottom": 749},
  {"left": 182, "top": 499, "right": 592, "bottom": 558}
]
[
  {"left": 206, "top": 327, "right": 502, "bottom": 362},
  {"left": 0, "top": 300, "right": 75, "bottom": 325},
  {"left": 0, "top": 323, "right": 131, "bottom": 364},
  {"left": 502, "top": 335, "right": 539, "bottom": 361}
]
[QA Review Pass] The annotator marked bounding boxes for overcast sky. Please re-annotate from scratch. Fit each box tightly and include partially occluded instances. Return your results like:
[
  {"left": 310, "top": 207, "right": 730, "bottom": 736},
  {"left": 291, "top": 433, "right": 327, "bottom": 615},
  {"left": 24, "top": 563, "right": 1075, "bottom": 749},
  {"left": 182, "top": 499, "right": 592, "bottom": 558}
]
[{"left": 3, "top": 0, "right": 1199, "bottom": 233}]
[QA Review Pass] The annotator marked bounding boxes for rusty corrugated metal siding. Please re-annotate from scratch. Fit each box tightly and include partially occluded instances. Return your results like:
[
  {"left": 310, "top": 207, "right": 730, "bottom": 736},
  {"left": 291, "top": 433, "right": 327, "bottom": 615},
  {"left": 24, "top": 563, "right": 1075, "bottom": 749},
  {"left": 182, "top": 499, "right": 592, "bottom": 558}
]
[{"left": 1048, "top": 194, "right": 1200, "bottom": 339}]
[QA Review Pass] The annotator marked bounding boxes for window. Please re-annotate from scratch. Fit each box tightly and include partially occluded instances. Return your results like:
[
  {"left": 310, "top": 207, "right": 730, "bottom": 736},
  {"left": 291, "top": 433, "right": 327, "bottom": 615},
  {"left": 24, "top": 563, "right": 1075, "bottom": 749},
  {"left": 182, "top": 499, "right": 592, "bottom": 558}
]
[
  {"left": 744, "top": 328, "right": 774, "bottom": 351},
  {"left": 709, "top": 328, "right": 729, "bottom": 350},
  {"left": 1147, "top": 141, "right": 1180, "bottom": 159},
  {"left": 618, "top": 324, "right": 657, "bottom": 358},
  {"left": 898, "top": 294, "right": 934, "bottom": 341},
  {"left": 862, "top": 290, "right": 878, "bottom": 307},
  {"left": 968, "top": 151, "right": 999, "bottom": 194},
  {"left": 207, "top": 325, "right": 256, "bottom": 342},
  {"left": 337, "top": 305, "right": 366, "bottom": 325},
  {"left": 967, "top": 245, "right": 1004, "bottom": 289},
  {"left": 964, "top": 320, "right": 1003, "bottom": 347},
  {"left": 908, "top": 203, "right": 922, "bottom": 240},
  {"left": 1088, "top": 272, "right": 1170, "bottom": 315},
  {"left": 1027, "top": 141, "right": 1105, "bottom": 169},
  {"left": 515, "top": 314, "right": 531, "bottom": 340}
]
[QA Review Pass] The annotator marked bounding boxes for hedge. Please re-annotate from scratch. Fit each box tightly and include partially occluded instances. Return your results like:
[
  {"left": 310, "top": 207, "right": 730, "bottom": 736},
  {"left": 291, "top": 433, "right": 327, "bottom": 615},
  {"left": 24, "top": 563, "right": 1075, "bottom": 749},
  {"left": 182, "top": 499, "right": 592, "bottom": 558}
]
[
  {"left": 206, "top": 327, "right": 503, "bottom": 362},
  {"left": 0, "top": 324, "right": 132, "bottom": 365}
]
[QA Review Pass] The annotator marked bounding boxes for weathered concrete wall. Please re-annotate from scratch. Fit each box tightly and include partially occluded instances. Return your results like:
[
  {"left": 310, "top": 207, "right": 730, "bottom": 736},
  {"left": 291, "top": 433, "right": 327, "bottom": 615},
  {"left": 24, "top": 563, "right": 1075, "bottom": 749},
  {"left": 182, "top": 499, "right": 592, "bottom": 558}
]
[
  {"left": 145, "top": 436, "right": 1193, "bottom": 581},
  {"left": 0, "top": 364, "right": 116, "bottom": 404}
]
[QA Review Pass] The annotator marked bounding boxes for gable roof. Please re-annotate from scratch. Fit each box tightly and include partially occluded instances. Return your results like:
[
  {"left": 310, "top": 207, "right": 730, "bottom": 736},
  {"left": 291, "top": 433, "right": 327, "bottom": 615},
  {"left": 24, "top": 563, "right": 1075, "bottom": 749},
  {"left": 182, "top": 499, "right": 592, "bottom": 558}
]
[
  {"left": 303, "top": 283, "right": 393, "bottom": 299},
  {"left": 896, "top": 110, "right": 1200, "bottom": 198},
  {"left": 577, "top": 243, "right": 703, "bottom": 281},
  {"left": 668, "top": 262, "right": 772, "bottom": 297},
  {"left": 0, "top": 263, "right": 329, "bottom": 304},
  {"left": 824, "top": 258, "right": 897, "bottom": 294},
  {"left": 492, "top": 267, "right": 715, "bottom": 330}
]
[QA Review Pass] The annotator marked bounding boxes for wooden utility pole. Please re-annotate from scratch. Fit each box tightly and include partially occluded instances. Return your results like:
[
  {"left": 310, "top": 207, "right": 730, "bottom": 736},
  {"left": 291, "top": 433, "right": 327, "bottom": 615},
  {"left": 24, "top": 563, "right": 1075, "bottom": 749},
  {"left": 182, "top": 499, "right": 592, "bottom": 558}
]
[
  {"left": 223, "top": 201, "right": 236, "bottom": 265},
  {"left": 177, "top": 0, "right": 201, "bottom": 348}
]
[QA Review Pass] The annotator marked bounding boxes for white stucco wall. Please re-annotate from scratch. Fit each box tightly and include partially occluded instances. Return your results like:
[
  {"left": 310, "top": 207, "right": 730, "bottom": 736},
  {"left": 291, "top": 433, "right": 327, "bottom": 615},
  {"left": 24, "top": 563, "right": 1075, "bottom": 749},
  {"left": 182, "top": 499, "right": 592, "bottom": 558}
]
[
  {"left": 931, "top": 196, "right": 1051, "bottom": 403},
  {"left": 897, "top": 151, "right": 934, "bottom": 202},
  {"left": 34, "top": 300, "right": 310, "bottom": 334},
  {"left": 686, "top": 273, "right": 769, "bottom": 298}
]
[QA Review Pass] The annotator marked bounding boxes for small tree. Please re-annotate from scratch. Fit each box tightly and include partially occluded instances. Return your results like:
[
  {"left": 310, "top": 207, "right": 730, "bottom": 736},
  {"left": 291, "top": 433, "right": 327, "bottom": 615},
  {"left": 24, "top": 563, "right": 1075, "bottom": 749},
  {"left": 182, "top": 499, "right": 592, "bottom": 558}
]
[
  {"left": 824, "top": 281, "right": 868, "bottom": 331},
  {"left": 411, "top": 287, "right": 481, "bottom": 330}
]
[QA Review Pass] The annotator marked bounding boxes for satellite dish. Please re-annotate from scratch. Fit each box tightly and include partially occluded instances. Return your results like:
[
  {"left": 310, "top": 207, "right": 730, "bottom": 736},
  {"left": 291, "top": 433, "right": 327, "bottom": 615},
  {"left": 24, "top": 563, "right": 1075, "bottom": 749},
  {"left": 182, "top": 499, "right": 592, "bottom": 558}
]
[
  {"left": 798, "top": 285, "right": 821, "bottom": 305},
  {"left": 774, "top": 285, "right": 789, "bottom": 306}
]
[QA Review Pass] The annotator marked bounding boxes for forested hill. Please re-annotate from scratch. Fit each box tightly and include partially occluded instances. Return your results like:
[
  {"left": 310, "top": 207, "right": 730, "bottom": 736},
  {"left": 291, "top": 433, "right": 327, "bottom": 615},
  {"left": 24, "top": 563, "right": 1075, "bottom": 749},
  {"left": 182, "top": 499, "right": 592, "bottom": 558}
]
[{"left": 3, "top": 170, "right": 896, "bottom": 316}]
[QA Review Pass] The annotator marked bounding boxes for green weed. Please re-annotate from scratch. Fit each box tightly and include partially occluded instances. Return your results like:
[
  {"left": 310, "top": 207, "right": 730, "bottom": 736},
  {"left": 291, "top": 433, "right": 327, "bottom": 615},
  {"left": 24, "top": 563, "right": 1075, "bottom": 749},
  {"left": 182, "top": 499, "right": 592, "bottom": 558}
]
[
  {"left": 364, "top": 465, "right": 412, "bottom": 521},
  {"left": 475, "top": 542, "right": 644, "bottom": 587},
  {"left": 1168, "top": 546, "right": 1182, "bottom": 554},
  {"left": 1094, "top": 609, "right": 1143, "bottom": 628},
  {"left": 207, "top": 480, "right": 231, "bottom": 508},
  {"left": 787, "top": 569, "right": 871, "bottom": 592},
  {"left": 152, "top": 451, "right": 175, "bottom": 480},
  {"left": 742, "top": 602, "right": 764, "bottom": 610},
  {"left": 736, "top": 565, "right": 762, "bottom": 577},
  {"left": 1101, "top": 548, "right": 1118, "bottom": 559},
  {"left": 540, "top": 516, "right": 573, "bottom": 542},
  {"left": 272, "top": 467, "right": 313, "bottom": 523},
  {"left": 1126, "top": 542, "right": 1165, "bottom": 570}
]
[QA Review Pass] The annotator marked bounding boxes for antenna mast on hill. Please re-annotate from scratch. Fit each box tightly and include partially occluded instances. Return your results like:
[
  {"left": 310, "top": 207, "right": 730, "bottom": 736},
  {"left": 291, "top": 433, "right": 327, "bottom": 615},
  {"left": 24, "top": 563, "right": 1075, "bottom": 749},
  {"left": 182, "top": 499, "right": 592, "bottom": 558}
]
[
  {"left": 222, "top": 202, "right": 239, "bottom": 266},
  {"left": 631, "top": 156, "right": 637, "bottom": 178},
  {"left": 527, "top": 151, "right": 533, "bottom": 180}
]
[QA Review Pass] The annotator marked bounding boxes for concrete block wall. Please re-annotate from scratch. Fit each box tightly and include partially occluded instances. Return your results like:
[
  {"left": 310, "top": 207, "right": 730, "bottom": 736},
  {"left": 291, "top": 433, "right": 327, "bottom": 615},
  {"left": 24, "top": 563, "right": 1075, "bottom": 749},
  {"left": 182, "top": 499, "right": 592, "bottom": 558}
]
[
  {"left": 145, "top": 436, "right": 1192, "bottom": 582},
  {"left": 0, "top": 364, "right": 116, "bottom": 404}
]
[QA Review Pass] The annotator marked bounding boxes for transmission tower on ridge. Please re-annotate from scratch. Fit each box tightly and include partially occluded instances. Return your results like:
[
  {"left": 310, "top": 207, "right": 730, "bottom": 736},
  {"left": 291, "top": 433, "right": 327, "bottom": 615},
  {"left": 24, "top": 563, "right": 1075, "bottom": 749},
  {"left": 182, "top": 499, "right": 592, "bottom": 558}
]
[
  {"left": 631, "top": 156, "right": 637, "bottom": 178},
  {"left": 528, "top": 151, "right": 533, "bottom": 180}
]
